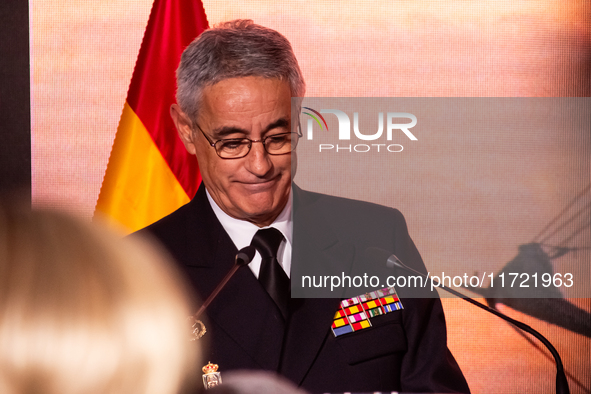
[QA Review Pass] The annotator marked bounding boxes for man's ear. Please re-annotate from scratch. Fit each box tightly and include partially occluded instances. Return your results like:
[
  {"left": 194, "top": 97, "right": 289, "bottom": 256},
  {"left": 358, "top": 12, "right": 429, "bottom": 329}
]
[{"left": 170, "top": 104, "right": 196, "bottom": 155}]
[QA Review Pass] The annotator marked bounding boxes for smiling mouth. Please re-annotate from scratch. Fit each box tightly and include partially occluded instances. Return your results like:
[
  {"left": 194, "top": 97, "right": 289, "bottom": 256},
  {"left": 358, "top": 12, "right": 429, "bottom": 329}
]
[
  {"left": 240, "top": 174, "right": 281, "bottom": 185},
  {"left": 238, "top": 176, "right": 282, "bottom": 191}
]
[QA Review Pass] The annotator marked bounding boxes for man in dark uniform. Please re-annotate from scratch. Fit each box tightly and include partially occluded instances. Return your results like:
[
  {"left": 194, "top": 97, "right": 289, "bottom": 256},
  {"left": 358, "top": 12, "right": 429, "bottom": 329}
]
[{"left": 141, "top": 19, "right": 470, "bottom": 393}]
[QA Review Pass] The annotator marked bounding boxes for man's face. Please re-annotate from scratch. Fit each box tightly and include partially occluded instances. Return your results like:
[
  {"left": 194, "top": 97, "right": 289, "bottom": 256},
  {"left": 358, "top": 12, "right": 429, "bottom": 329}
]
[{"left": 173, "top": 76, "right": 295, "bottom": 227}]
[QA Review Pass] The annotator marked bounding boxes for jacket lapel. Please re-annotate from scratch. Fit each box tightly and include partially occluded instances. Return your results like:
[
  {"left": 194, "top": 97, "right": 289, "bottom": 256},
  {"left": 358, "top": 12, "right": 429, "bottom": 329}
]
[
  {"left": 184, "top": 185, "right": 286, "bottom": 370},
  {"left": 279, "top": 185, "right": 355, "bottom": 384}
]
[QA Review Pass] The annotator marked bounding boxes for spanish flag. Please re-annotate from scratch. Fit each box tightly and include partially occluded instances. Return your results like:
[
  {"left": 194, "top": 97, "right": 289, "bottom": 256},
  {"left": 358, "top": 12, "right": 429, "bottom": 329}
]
[{"left": 94, "top": 0, "right": 208, "bottom": 233}]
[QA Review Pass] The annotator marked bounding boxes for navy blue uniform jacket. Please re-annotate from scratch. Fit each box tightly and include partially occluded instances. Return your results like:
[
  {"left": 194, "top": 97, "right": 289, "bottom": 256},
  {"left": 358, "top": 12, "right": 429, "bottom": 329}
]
[{"left": 140, "top": 184, "right": 470, "bottom": 393}]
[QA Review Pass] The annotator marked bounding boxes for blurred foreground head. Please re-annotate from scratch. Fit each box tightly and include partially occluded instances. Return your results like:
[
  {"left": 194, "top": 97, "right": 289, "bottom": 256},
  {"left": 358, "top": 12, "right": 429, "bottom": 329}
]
[{"left": 0, "top": 205, "right": 199, "bottom": 394}]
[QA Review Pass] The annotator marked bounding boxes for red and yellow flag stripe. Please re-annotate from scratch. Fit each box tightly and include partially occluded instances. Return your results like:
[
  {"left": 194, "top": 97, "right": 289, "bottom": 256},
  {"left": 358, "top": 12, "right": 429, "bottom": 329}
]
[{"left": 95, "top": 0, "right": 208, "bottom": 233}]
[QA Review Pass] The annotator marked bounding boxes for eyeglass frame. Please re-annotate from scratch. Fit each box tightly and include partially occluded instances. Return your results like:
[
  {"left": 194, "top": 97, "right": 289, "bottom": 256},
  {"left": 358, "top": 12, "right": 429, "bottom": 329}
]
[{"left": 194, "top": 121, "right": 302, "bottom": 160}]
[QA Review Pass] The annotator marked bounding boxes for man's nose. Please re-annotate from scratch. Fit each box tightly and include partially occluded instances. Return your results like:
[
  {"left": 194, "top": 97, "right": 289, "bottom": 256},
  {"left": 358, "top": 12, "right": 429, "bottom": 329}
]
[{"left": 245, "top": 141, "right": 273, "bottom": 175}]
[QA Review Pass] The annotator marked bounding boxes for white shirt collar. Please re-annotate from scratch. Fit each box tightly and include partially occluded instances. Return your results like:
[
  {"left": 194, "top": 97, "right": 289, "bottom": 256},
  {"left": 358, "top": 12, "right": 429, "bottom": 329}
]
[{"left": 206, "top": 188, "right": 293, "bottom": 278}]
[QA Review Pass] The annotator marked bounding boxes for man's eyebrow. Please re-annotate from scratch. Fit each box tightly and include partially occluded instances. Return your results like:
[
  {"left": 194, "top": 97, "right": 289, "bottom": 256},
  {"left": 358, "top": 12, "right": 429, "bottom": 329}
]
[
  {"left": 211, "top": 126, "right": 249, "bottom": 138},
  {"left": 211, "top": 118, "right": 290, "bottom": 139},
  {"left": 263, "top": 118, "right": 290, "bottom": 133}
]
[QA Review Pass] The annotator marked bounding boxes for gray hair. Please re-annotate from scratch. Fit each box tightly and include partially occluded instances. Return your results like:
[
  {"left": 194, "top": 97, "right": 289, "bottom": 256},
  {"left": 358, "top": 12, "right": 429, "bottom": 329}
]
[{"left": 176, "top": 19, "right": 306, "bottom": 121}]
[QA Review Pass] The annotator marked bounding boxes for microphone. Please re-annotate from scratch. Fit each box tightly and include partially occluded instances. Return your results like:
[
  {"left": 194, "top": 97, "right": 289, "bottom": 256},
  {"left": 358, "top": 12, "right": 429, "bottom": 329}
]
[
  {"left": 365, "top": 247, "right": 570, "bottom": 394},
  {"left": 194, "top": 245, "right": 256, "bottom": 320}
]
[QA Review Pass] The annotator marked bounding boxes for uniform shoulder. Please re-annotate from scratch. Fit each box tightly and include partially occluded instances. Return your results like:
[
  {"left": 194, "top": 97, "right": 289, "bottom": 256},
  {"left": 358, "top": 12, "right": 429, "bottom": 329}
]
[
  {"left": 136, "top": 201, "right": 192, "bottom": 237},
  {"left": 295, "top": 187, "right": 405, "bottom": 222}
]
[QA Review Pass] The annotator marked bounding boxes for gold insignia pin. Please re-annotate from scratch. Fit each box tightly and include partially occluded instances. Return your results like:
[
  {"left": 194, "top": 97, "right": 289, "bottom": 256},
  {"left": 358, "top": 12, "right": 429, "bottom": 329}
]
[
  {"left": 202, "top": 361, "right": 222, "bottom": 389},
  {"left": 188, "top": 316, "right": 206, "bottom": 341}
]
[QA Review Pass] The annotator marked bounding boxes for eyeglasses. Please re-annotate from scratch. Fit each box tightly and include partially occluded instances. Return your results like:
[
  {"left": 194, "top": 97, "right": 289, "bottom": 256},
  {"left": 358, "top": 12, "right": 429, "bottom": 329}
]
[{"left": 195, "top": 123, "right": 302, "bottom": 159}]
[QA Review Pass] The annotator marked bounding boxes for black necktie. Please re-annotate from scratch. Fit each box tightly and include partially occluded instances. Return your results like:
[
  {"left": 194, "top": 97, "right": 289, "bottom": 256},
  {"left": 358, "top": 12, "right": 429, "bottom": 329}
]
[{"left": 251, "top": 228, "right": 290, "bottom": 319}]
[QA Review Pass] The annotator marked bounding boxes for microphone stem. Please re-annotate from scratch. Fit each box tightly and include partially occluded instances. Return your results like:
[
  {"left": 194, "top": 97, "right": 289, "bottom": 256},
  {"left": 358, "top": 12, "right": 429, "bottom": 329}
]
[
  {"left": 396, "top": 262, "right": 569, "bottom": 394},
  {"left": 194, "top": 264, "right": 240, "bottom": 320}
]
